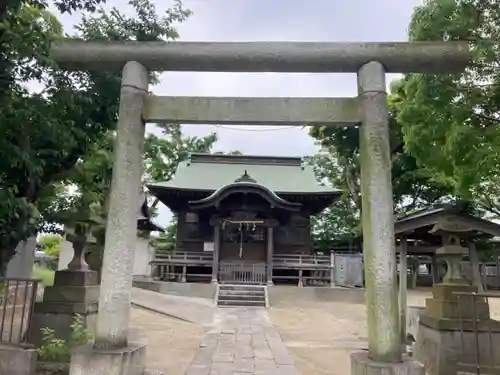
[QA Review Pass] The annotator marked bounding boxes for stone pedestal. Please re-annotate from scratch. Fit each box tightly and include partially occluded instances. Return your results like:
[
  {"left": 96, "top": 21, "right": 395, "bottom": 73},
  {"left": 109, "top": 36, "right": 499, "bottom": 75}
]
[
  {"left": 0, "top": 344, "right": 37, "bottom": 375},
  {"left": 350, "top": 351, "right": 424, "bottom": 375},
  {"left": 70, "top": 342, "right": 146, "bottom": 375},
  {"left": 29, "top": 270, "right": 99, "bottom": 346},
  {"left": 414, "top": 283, "right": 500, "bottom": 375}
]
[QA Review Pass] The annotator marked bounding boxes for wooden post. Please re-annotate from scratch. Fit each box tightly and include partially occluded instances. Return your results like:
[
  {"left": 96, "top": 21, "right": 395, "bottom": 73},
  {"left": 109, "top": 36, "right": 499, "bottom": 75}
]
[
  {"left": 468, "top": 241, "right": 484, "bottom": 292},
  {"left": 398, "top": 237, "right": 408, "bottom": 352},
  {"left": 266, "top": 227, "right": 274, "bottom": 286},
  {"left": 431, "top": 255, "right": 439, "bottom": 285},
  {"left": 482, "top": 264, "right": 488, "bottom": 291},
  {"left": 212, "top": 225, "right": 220, "bottom": 284},
  {"left": 298, "top": 269, "right": 304, "bottom": 287},
  {"left": 411, "top": 258, "right": 419, "bottom": 290},
  {"left": 496, "top": 248, "right": 500, "bottom": 288}
]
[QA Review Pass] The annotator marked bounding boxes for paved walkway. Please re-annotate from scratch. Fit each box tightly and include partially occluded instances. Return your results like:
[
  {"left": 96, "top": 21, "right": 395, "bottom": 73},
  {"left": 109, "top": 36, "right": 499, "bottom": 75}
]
[
  {"left": 185, "top": 307, "right": 299, "bottom": 375},
  {"left": 131, "top": 287, "right": 216, "bottom": 327}
]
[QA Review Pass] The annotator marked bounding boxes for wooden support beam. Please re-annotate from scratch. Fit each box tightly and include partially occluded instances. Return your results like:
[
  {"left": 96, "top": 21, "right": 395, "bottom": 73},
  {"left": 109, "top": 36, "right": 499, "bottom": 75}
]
[
  {"left": 431, "top": 255, "right": 439, "bottom": 284},
  {"left": 399, "top": 237, "right": 408, "bottom": 352},
  {"left": 143, "top": 96, "right": 361, "bottom": 125},
  {"left": 468, "top": 241, "right": 484, "bottom": 292},
  {"left": 51, "top": 41, "right": 471, "bottom": 73}
]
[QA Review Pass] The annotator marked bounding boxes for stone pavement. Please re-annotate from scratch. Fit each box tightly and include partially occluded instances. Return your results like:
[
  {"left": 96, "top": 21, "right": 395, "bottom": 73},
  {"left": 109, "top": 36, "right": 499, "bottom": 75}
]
[
  {"left": 131, "top": 287, "right": 216, "bottom": 327},
  {"left": 185, "top": 307, "right": 299, "bottom": 375}
]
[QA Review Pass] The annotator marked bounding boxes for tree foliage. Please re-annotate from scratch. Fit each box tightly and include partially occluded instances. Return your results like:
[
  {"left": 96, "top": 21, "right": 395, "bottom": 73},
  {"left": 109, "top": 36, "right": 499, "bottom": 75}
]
[
  {"left": 151, "top": 217, "right": 177, "bottom": 254},
  {"left": 38, "top": 234, "right": 64, "bottom": 257},
  {"left": 144, "top": 124, "right": 217, "bottom": 183},
  {"left": 309, "top": 88, "right": 454, "bottom": 248},
  {"left": 398, "top": 0, "right": 500, "bottom": 215},
  {"left": 0, "top": 0, "right": 191, "bottom": 271}
]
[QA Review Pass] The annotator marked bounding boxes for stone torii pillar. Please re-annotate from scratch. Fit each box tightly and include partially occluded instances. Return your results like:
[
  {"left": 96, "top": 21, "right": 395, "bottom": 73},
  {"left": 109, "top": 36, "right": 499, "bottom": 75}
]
[{"left": 50, "top": 40, "right": 470, "bottom": 375}]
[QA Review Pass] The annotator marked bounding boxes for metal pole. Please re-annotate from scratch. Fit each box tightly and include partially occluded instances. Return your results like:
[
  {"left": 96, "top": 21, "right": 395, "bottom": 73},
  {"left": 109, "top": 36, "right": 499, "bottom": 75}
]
[{"left": 358, "top": 61, "right": 401, "bottom": 362}]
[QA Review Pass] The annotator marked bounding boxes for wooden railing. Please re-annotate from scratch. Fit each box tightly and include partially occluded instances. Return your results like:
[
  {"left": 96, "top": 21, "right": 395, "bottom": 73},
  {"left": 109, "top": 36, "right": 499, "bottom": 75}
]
[
  {"left": 150, "top": 251, "right": 339, "bottom": 286},
  {"left": 219, "top": 261, "right": 266, "bottom": 285},
  {"left": 272, "top": 254, "right": 332, "bottom": 269},
  {"left": 154, "top": 252, "right": 213, "bottom": 264},
  {"left": 150, "top": 252, "right": 335, "bottom": 270},
  {"left": 150, "top": 252, "right": 213, "bottom": 282}
]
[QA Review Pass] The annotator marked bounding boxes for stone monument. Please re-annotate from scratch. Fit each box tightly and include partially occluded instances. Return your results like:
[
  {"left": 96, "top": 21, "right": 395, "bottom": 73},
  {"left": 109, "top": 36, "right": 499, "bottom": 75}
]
[
  {"left": 414, "top": 218, "right": 500, "bottom": 375},
  {"left": 29, "top": 224, "right": 99, "bottom": 346}
]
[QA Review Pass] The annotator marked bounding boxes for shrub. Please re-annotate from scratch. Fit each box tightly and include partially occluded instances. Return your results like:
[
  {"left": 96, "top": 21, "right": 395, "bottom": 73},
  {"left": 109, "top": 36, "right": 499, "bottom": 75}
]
[{"left": 37, "top": 314, "right": 93, "bottom": 363}]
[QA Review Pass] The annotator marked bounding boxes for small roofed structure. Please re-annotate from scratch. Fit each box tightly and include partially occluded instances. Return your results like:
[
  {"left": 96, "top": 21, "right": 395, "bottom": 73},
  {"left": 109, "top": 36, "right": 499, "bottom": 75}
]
[
  {"left": 394, "top": 204, "right": 500, "bottom": 291},
  {"left": 147, "top": 153, "right": 341, "bottom": 285},
  {"left": 395, "top": 204, "right": 500, "bottom": 350},
  {"left": 395, "top": 205, "right": 500, "bottom": 251}
]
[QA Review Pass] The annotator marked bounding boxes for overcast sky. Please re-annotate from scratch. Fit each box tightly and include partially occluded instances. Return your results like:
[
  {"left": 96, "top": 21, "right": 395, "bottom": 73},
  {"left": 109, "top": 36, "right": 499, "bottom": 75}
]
[{"left": 55, "top": 0, "right": 423, "bottom": 227}]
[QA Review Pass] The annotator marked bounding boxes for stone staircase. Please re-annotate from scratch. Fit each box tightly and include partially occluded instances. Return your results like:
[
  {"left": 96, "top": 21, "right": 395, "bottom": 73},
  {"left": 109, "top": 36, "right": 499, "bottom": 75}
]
[{"left": 216, "top": 284, "right": 267, "bottom": 307}]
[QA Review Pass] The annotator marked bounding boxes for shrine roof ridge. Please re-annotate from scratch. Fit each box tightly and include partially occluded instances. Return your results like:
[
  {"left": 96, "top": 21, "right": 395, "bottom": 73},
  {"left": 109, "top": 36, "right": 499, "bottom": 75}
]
[
  {"left": 188, "top": 153, "right": 303, "bottom": 167},
  {"left": 147, "top": 152, "right": 341, "bottom": 195},
  {"left": 394, "top": 204, "right": 500, "bottom": 238}
]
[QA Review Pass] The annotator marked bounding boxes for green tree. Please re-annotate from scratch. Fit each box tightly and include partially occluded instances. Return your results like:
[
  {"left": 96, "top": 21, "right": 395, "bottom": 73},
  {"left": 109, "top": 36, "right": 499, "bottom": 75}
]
[
  {"left": 397, "top": 0, "right": 500, "bottom": 215},
  {"left": 0, "top": 0, "right": 191, "bottom": 273},
  {"left": 306, "top": 151, "right": 360, "bottom": 252},
  {"left": 38, "top": 234, "right": 64, "bottom": 257},
  {"left": 151, "top": 218, "right": 177, "bottom": 254},
  {"left": 144, "top": 124, "right": 218, "bottom": 183},
  {"left": 309, "top": 89, "right": 453, "bottom": 248}
]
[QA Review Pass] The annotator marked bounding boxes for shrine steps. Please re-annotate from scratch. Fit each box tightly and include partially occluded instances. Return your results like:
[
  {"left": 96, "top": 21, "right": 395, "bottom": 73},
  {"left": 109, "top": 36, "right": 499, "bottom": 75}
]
[{"left": 216, "top": 284, "right": 267, "bottom": 308}]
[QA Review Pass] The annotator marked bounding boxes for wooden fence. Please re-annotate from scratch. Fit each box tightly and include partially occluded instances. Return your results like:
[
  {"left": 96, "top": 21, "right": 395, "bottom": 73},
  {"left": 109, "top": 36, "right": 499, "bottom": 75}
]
[{"left": 218, "top": 261, "right": 266, "bottom": 285}]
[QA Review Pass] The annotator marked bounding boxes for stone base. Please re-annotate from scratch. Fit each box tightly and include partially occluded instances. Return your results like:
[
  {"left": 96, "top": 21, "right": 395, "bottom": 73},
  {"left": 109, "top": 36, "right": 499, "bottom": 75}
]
[
  {"left": 0, "top": 344, "right": 36, "bottom": 375},
  {"left": 70, "top": 342, "right": 146, "bottom": 375},
  {"left": 29, "top": 270, "right": 99, "bottom": 346},
  {"left": 406, "top": 306, "right": 425, "bottom": 341},
  {"left": 55, "top": 269, "right": 99, "bottom": 286},
  {"left": 351, "top": 351, "right": 424, "bottom": 375},
  {"left": 414, "top": 322, "right": 500, "bottom": 375}
]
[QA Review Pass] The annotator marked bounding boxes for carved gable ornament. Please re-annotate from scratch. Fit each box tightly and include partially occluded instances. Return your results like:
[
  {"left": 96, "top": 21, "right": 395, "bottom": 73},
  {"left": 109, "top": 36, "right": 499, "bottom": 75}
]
[
  {"left": 428, "top": 216, "right": 475, "bottom": 234},
  {"left": 234, "top": 170, "right": 257, "bottom": 184}
]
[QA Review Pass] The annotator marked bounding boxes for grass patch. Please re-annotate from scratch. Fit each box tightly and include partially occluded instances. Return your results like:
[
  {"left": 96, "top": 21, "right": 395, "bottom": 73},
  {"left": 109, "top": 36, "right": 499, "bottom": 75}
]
[{"left": 33, "top": 265, "right": 55, "bottom": 287}]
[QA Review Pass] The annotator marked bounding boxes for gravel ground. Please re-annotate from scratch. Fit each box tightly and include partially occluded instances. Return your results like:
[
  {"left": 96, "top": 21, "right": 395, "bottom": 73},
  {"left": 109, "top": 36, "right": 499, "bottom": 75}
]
[
  {"left": 129, "top": 307, "right": 206, "bottom": 375},
  {"left": 268, "top": 288, "right": 500, "bottom": 375}
]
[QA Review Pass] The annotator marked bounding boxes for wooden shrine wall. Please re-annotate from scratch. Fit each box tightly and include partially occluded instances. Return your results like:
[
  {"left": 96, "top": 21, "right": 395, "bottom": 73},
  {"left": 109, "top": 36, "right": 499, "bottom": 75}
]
[{"left": 174, "top": 211, "right": 313, "bottom": 255}]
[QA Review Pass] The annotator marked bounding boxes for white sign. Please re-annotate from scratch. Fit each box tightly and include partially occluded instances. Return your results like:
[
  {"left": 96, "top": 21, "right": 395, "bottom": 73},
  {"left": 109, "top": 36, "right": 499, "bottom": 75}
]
[{"left": 203, "top": 242, "right": 214, "bottom": 252}]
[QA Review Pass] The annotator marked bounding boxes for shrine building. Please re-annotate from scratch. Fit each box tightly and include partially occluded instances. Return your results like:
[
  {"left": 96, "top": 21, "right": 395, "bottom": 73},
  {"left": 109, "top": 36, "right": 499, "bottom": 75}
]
[{"left": 147, "top": 153, "right": 341, "bottom": 285}]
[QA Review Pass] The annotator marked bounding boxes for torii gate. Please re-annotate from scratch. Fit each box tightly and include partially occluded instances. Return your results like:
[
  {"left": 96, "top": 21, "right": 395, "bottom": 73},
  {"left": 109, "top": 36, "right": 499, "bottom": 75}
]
[{"left": 51, "top": 40, "right": 470, "bottom": 374}]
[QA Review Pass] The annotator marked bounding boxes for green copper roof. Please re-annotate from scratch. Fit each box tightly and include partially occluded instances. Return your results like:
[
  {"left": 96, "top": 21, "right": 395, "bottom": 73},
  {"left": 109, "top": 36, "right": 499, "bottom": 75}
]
[{"left": 149, "top": 153, "right": 340, "bottom": 195}]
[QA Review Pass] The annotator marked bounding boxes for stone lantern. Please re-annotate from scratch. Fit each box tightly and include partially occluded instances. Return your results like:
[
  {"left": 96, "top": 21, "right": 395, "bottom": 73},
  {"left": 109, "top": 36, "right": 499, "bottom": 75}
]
[{"left": 414, "top": 216, "right": 500, "bottom": 375}]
